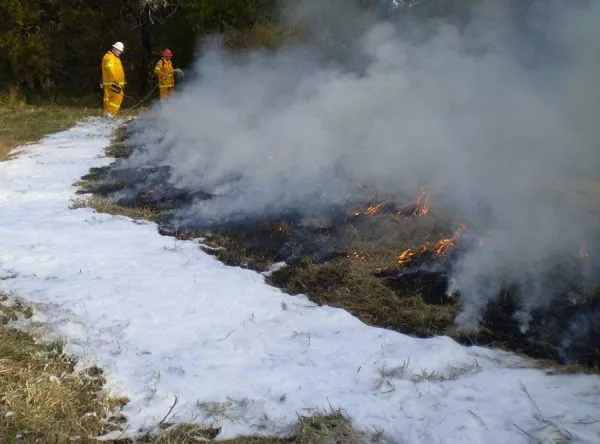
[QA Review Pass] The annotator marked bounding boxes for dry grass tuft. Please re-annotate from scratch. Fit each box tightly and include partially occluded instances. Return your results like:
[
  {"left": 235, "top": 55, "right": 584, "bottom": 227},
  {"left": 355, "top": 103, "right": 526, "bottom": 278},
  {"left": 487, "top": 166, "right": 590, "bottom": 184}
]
[
  {"left": 70, "top": 195, "right": 161, "bottom": 221},
  {"left": 268, "top": 256, "right": 458, "bottom": 337},
  {"left": 0, "top": 140, "right": 20, "bottom": 161},
  {"left": 0, "top": 293, "right": 127, "bottom": 443},
  {"left": 295, "top": 409, "right": 363, "bottom": 444},
  {"left": 139, "top": 409, "right": 361, "bottom": 444}
]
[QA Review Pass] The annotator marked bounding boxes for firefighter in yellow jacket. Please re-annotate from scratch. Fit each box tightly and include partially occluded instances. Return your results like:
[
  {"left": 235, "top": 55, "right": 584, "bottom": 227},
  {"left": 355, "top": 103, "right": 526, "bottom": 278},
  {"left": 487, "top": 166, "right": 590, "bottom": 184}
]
[
  {"left": 101, "top": 42, "right": 126, "bottom": 116},
  {"left": 154, "top": 49, "right": 182, "bottom": 100}
]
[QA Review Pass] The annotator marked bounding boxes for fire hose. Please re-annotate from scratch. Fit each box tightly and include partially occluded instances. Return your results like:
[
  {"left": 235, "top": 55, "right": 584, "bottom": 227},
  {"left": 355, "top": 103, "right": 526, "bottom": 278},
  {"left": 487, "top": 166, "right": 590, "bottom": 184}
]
[
  {"left": 124, "top": 70, "right": 184, "bottom": 110},
  {"left": 124, "top": 84, "right": 158, "bottom": 110}
]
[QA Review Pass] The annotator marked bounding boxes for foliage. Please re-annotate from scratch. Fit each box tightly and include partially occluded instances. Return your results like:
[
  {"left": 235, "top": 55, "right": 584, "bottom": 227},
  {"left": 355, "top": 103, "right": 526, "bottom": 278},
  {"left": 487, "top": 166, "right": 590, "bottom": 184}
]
[
  {"left": 0, "top": 0, "right": 192, "bottom": 100},
  {"left": 0, "top": 0, "right": 484, "bottom": 100},
  {"left": 0, "top": 0, "right": 281, "bottom": 100},
  {"left": 180, "top": 0, "right": 278, "bottom": 33}
]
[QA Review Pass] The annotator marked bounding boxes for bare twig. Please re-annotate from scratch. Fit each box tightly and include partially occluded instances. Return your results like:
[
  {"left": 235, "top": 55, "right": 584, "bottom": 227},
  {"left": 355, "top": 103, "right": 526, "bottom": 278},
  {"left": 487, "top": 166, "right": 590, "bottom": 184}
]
[
  {"left": 533, "top": 415, "right": 572, "bottom": 441},
  {"left": 217, "top": 330, "right": 234, "bottom": 341},
  {"left": 513, "top": 424, "right": 543, "bottom": 444},
  {"left": 572, "top": 419, "right": 600, "bottom": 425},
  {"left": 520, "top": 380, "right": 541, "bottom": 414},
  {"left": 159, "top": 395, "right": 179, "bottom": 425},
  {"left": 115, "top": 424, "right": 131, "bottom": 441},
  {"left": 468, "top": 409, "right": 485, "bottom": 427}
]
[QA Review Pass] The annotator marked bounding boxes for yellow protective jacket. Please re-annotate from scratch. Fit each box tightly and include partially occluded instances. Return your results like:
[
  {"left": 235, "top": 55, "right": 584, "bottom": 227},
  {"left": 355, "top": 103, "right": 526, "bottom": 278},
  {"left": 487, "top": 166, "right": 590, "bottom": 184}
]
[
  {"left": 154, "top": 58, "right": 175, "bottom": 88},
  {"left": 101, "top": 51, "right": 125, "bottom": 91}
]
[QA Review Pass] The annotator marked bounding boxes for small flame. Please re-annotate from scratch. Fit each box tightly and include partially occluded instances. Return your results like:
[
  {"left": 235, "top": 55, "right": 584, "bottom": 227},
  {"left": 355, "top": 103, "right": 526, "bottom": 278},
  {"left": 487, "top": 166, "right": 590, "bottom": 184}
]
[
  {"left": 347, "top": 251, "right": 368, "bottom": 261},
  {"left": 414, "top": 187, "right": 431, "bottom": 216},
  {"left": 365, "top": 202, "right": 388, "bottom": 216},
  {"left": 436, "top": 223, "right": 467, "bottom": 256},
  {"left": 398, "top": 224, "right": 467, "bottom": 266},
  {"left": 397, "top": 186, "right": 431, "bottom": 217},
  {"left": 398, "top": 248, "right": 416, "bottom": 266}
]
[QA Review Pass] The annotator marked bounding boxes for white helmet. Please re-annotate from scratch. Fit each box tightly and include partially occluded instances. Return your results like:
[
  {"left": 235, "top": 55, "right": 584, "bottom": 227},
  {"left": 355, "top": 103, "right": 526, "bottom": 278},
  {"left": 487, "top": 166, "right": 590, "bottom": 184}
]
[{"left": 112, "top": 41, "right": 125, "bottom": 52}]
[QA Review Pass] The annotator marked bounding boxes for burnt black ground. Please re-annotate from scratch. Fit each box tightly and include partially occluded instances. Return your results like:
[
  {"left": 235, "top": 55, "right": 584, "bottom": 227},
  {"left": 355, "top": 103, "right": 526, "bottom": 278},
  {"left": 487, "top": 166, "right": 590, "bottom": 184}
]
[{"left": 77, "top": 128, "right": 600, "bottom": 369}]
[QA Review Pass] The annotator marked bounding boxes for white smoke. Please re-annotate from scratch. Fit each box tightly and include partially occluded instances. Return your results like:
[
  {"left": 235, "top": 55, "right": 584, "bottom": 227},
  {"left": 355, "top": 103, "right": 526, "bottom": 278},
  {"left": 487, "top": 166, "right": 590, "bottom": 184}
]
[{"left": 124, "top": 0, "right": 600, "bottom": 328}]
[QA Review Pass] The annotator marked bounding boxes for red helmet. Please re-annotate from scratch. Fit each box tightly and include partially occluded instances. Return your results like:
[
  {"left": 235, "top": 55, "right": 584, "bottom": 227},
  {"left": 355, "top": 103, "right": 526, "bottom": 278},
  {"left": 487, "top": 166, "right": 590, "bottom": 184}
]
[{"left": 162, "top": 49, "right": 173, "bottom": 57}]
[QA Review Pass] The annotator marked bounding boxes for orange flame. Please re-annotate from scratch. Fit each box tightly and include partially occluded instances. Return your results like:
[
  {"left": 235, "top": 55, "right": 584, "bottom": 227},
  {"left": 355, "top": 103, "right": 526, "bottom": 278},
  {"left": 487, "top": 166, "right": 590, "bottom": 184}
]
[
  {"left": 347, "top": 251, "right": 368, "bottom": 261},
  {"left": 397, "top": 186, "right": 431, "bottom": 217},
  {"left": 398, "top": 224, "right": 467, "bottom": 266},
  {"left": 398, "top": 248, "right": 416, "bottom": 266},
  {"left": 414, "top": 187, "right": 431, "bottom": 216},
  {"left": 365, "top": 202, "right": 388, "bottom": 216},
  {"left": 436, "top": 223, "right": 467, "bottom": 256}
]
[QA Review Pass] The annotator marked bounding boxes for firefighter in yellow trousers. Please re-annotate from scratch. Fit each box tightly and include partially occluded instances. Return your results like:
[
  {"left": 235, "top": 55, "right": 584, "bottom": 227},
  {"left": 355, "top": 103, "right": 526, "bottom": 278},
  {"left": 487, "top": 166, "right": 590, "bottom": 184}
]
[
  {"left": 154, "top": 49, "right": 182, "bottom": 100},
  {"left": 101, "top": 42, "right": 126, "bottom": 116}
]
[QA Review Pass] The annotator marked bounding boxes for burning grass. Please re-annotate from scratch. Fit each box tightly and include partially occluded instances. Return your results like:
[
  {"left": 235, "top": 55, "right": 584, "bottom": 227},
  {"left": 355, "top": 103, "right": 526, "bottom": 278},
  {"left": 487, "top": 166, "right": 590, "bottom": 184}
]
[{"left": 75, "top": 123, "right": 600, "bottom": 371}]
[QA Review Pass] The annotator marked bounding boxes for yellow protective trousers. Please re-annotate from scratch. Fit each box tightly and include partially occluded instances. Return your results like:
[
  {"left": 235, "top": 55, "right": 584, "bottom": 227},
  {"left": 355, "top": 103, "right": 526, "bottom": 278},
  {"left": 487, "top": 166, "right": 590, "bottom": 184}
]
[
  {"left": 103, "top": 88, "right": 124, "bottom": 116},
  {"left": 159, "top": 86, "right": 174, "bottom": 100}
]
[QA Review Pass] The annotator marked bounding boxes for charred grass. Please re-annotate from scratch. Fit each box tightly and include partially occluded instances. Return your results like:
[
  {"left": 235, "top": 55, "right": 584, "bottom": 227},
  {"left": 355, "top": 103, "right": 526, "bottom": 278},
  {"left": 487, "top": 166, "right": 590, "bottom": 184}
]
[
  {"left": 78, "top": 124, "right": 600, "bottom": 371},
  {"left": 73, "top": 125, "right": 161, "bottom": 221},
  {"left": 204, "top": 218, "right": 600, "bottom": 367},
  {"left": 269, "top": 256, "right": 457, "bottom": 337},
  {"left": 202, "top": 213, "right": 460, "bottom": 338}
]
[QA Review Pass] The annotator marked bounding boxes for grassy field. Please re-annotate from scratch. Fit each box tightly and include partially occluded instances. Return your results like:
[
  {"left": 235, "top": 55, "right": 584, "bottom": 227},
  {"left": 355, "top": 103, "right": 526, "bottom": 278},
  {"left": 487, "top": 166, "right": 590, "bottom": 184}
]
[{"left": 0, "top": 100, "right": 102, "bottom": 160}]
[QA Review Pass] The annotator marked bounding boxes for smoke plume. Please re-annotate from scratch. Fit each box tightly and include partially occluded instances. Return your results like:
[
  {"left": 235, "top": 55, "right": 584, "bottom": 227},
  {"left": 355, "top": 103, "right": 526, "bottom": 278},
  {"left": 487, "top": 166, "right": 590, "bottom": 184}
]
[{"left": 123, "top": 0, "right": 600, "bottom": 329}]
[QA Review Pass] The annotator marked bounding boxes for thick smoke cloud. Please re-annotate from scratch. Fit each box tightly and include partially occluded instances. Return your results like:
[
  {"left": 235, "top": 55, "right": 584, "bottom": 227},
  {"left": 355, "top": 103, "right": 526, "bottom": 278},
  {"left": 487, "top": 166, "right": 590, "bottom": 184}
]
[{"left": 123, "top": 0, "right": 600, "bottom": 329}]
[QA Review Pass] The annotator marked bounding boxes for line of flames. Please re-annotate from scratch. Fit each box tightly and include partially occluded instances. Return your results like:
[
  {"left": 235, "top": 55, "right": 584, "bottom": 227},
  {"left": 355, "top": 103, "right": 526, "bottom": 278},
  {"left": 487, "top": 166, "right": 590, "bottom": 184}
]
[
  {"left": 362, "top": 187, "right": 431, "bottom": 218},
  {"left": 398, "top": 223, "right": 468, "bottom": 266},
  {"left": 365, "top": 202, "right": 387, "bottom": 216}
]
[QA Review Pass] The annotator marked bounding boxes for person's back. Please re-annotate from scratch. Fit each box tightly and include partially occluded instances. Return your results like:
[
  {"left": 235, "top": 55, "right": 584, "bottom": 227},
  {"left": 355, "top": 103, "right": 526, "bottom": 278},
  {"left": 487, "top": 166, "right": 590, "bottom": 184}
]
[{"left": 101, "top": 42, "right": 126, "bottom": 116}]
